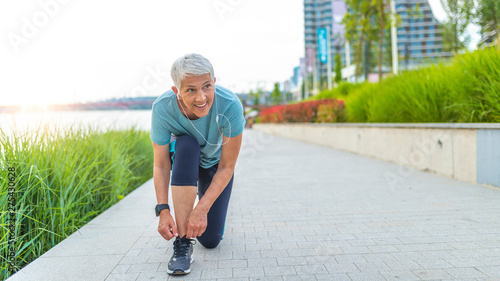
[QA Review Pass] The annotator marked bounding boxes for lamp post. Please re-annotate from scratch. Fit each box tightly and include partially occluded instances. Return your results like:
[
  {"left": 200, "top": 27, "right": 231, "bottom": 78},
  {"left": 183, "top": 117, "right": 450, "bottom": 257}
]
[
  {"left": 326, "top": 25, "right": 333, "bottom": 89},
  {"left": 390, "top": 0, "right": 398, "bottom": 74}
]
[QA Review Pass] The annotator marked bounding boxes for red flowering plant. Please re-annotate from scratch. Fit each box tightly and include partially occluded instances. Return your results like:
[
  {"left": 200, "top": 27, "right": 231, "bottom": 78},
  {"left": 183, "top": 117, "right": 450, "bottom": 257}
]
[
  {"left": 258, "top": 98, "right": 345, "bottom": 123},
  {"left": 316, "top": 99, "right": 346, "bottom": 123}
]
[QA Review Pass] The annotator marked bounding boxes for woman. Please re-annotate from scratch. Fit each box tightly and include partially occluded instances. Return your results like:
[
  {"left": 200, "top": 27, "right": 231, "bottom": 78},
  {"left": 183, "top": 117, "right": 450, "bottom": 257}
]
[{"left": 150, "top": 53, "right": 245, "bottom": 275}]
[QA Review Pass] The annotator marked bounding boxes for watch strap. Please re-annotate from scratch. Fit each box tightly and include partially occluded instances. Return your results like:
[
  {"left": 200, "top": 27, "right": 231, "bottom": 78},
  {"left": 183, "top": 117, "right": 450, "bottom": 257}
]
[{"left": 155, "top": 203, "right": 170, "bottom": 217}]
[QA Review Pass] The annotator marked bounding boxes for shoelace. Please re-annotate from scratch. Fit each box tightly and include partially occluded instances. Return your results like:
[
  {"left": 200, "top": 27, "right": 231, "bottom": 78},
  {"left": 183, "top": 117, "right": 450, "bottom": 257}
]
[{"left": 173, "top": 238, "right": 195, "bottom": 257}]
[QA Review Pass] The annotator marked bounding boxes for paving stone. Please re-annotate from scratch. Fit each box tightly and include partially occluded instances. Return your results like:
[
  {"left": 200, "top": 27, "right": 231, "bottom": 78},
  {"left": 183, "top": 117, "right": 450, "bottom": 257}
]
[
  {"left": 294, "top": 264, "right": 328, "bottom": 275},
  {"left": 383, "top": 260, "right": 423, "bottom": 271},
  {"left": 260, "top": 249, "right": 290, "bottom": 259},
  {"left": 443, "top": 267, "right": 488, "bottom": 279},
  {"left": 111, "top": 264, "right": 131, "bottom": 274},
  {"left": 248, "top": 277, "right": 282, "bottom": 281},
  {"left": 476, "top": 266, "right": 500, "bottom": 278},
  {"left": 272, "top": 242, "right": 299, "bottom": 250},
  {"left": 263, "top": 265, "right": 296, "bottom": 277},
  {"left": 127, "top": 262, "right": 160, "bottom": 273},
  {"left": 105, "top": 273, "right": 140, "bottom": 281},
  {"left": 247, "top": 257, "right": 278, "bottom": 267},
  {"left": 444, "top": 257, "right": 485, "bottom": 267},
  {"left": 233, "top": 267, "right": 265, "bottom": 278},
  {"left": 347, "top": 271, "right": 386, "bottom": 280},
  {"left": 324, "top": 262, "right": 360, "bottom": 274},
  {"left": 277, "top": 257, "right": 308, "bottom": 266},
  {"left": 200, "top": 268, "right": 233, "bottom": 279},
  {"left": 379, "top": 270, "right": 420, "bottom": 281},
  {"left": 412, "top": 269, "right": 454, "bottom": 279},
  {"left": 334, "top": 254, "right": 368, "bottom": 264},
  {"left": 218, "top": 259, "right": 247, "bottom": 269},
  {"left": 314, "top": 273, "right": 351, "bottom": 281}
]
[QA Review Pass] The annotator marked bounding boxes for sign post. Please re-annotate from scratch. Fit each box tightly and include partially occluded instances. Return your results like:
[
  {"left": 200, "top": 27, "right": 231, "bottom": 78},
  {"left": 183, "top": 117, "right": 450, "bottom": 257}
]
[{"left": 317, "top": 27, "right": 332, "bottom": 89}]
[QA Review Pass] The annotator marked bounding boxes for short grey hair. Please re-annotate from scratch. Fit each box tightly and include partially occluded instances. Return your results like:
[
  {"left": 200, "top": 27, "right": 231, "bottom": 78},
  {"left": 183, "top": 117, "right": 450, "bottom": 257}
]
[{"left": 171, "top": 53, "right": 215, "bottom": 90}]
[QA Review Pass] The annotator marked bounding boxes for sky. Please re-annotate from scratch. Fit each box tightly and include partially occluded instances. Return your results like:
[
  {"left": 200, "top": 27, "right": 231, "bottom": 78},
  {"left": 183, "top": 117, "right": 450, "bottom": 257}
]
[{"left": 0, "top": 0, "right": 478, "bottom": 106}]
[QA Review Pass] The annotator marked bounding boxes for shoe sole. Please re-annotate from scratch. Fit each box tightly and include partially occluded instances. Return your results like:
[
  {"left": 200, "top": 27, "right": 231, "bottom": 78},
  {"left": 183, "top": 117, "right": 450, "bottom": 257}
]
[{"left": 167, "top": 256, "right": 194, "bottom": 275}]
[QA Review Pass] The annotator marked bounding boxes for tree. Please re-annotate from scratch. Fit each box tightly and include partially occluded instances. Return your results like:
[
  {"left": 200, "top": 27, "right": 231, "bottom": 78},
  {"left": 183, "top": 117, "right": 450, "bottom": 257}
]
[
  {"left": 248, "top": 90, "right": 254, "bottom": 105},
  {"left": 440, "top": 0, "right": 475, "bottom": 53},
  {"left": 270, "top": 83, "right": 281, "bottom": 105},
  {"left": 343, "top": 0, "right": 362, "bottom": 80},
  {"left": 343, "top": 0, "right": 378, "bottom": 81},
  {"left": 334, "top": 53, "right": 342, "bottom": 84},
  {"left": 375, "top": 0, "right": 390, "bottom": 81},
  {"left": 476, "top": 0, "right": 500, "bottom": 49}
]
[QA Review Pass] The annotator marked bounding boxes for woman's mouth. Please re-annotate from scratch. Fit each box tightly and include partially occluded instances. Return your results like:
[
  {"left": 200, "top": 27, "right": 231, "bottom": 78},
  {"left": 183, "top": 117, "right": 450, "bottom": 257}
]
[{"left": 194, "top": 102, "right": 207, "bottom": 109}]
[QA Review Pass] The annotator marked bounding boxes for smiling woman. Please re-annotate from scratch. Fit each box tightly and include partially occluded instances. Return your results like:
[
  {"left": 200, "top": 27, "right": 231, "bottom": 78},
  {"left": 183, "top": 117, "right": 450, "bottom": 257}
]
[{"left": 150, "top": 53, "right": 246, "bottom": 276}]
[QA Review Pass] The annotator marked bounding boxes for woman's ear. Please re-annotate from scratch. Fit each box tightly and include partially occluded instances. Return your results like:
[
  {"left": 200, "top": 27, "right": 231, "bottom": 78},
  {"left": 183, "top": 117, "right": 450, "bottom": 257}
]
[{"left": 172, "top": 86, "right": 181, "bottom": 100}]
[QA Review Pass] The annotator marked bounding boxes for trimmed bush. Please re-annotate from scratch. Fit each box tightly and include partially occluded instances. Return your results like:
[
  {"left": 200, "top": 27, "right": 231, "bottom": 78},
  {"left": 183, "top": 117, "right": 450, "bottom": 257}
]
[{"left": 259, "top": 99, "right": 345, "bottom": 123}]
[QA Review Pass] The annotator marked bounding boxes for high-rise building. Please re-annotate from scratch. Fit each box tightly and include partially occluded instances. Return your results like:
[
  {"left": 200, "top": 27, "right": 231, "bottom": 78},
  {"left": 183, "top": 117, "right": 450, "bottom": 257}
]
[
  {"left": 303, "top": 0, "right": 452, "bottom": 85},
  {"left": 304, "top": 0, "right": 348, "bottom": 87},
  {"left": 396, "top": 0, "right": 453, "bottom": 68}
]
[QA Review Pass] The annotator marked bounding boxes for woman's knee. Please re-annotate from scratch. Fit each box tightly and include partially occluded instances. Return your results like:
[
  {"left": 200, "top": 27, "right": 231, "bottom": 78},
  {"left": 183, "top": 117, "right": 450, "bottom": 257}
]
[
  {"left": 175, "top": 135, "right": 200, "bottom": 152},
  {"left": 197, "top": 234, "right": 222, "bottom": 249}
]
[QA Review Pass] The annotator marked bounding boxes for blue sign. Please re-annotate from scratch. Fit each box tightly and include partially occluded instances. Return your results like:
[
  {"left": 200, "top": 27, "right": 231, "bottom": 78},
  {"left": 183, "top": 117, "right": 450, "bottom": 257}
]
[{"left": 317, "top": 28, "right": 328, "bottom": 63}]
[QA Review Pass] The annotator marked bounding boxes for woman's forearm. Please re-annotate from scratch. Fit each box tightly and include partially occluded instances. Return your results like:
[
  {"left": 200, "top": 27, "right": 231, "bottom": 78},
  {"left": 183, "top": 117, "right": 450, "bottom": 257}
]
[
  {"left": 196, "top": 166, "right": 233, "bottom": 212},
  {"left": 153, "top": 165, "right": 171, "bottom": 204}
]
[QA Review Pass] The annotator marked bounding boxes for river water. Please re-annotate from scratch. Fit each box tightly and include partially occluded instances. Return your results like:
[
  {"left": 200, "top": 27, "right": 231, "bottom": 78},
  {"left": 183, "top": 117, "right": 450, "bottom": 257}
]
[{"left": 0, "top": 110, "right": 153, "bottom": 136}]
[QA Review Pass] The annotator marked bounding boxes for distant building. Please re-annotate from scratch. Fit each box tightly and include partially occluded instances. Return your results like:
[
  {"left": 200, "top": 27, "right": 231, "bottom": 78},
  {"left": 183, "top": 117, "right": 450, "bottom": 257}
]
[
  {"left": 396, "top": 0, "right": 453, "bottom": 68},
  {"left": 478, "top": 21, "right": 499, "bottom": 48},
  {"left": 304, "top": 0, "right": 348, "bottom": 84},
  {"left": 303, "top": 0, "right": 452, "bottom": 85}
]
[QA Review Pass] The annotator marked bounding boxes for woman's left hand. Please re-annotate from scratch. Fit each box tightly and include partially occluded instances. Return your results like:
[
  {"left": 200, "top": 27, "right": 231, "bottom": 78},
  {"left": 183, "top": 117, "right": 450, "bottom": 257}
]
[{"left": 186, "top": 205, "right": 208, "bottom": 239}]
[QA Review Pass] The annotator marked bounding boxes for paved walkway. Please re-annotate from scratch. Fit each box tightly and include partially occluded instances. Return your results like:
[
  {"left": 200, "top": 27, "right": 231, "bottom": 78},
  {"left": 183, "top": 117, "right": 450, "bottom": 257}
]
[{"left": 7, "top": 129, "right": 500, "bottom": 281}]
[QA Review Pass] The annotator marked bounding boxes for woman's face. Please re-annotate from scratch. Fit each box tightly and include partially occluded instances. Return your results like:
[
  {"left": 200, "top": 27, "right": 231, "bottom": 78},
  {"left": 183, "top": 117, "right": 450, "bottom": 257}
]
[{"left": 174, "top": 74, "right": 216, "bottom": 120}]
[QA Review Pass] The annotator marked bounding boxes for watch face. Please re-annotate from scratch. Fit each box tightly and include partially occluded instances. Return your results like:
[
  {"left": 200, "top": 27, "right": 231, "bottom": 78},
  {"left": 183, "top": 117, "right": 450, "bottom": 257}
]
[{"left": 155, "top": 204, "right": 168, "bottom": 216}]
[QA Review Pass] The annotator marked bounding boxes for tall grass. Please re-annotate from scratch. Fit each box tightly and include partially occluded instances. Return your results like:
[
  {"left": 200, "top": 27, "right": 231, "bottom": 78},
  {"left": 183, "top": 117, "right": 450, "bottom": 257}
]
[
  {"left": 310, "top": 47, "right": 500, "bottom": 123},
  {"left": 0, "top": 124, "right": 153, "bottom": 279}
]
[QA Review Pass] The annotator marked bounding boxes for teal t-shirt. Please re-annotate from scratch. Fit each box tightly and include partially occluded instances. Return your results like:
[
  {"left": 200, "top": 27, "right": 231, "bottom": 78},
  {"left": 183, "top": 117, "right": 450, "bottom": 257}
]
[{"left": 150, "top": 84, "right": 246, "bottom": 169}]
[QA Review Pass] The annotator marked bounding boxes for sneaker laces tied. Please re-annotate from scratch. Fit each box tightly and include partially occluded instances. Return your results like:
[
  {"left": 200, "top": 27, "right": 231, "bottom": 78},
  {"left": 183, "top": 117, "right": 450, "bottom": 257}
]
[{"left": 173, "top": 237, "right": 195, "bottom": 257}]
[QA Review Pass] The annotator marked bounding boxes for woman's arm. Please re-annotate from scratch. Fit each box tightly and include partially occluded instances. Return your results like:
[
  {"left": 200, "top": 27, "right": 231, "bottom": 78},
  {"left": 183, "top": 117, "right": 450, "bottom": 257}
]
[
  {"left": 152, "top": 141, "right": 178, "bottom": 240},
  {"left": 185, "top": 132, "right": 243, "bottom": 238}
]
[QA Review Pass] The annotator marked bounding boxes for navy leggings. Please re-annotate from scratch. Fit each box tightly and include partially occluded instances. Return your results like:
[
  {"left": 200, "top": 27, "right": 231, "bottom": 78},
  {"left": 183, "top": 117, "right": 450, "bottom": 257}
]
[{"left": 169, "top": 134, "right": 233, "bottom": 248}]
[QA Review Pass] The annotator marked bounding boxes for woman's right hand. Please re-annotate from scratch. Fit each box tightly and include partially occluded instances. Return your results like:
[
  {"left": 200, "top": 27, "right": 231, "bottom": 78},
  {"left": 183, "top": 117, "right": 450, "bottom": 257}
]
[{"left": 158, "top": 210, "right": 178, "bottom": 240}]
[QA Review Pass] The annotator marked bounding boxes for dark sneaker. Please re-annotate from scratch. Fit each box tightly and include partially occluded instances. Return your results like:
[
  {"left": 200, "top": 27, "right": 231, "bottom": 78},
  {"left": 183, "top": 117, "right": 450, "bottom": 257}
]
[{"left": 167, "top": 236, "right": 195, "bottom": 275}]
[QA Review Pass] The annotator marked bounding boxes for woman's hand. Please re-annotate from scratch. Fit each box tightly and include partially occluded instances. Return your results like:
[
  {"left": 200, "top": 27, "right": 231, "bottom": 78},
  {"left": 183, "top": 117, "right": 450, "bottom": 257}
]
[
  {"left": 186, "top": 205, "right": 208, "bottom": 239},
  {"left": 158, "top": 211, "right": 178, "bottom": 240}
]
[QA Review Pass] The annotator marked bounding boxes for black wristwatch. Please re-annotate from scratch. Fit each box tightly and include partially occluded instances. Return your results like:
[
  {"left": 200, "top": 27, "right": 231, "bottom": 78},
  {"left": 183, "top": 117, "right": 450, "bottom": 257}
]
[{"left": 155, "top": 204, "right": 170, "bottom": 217}]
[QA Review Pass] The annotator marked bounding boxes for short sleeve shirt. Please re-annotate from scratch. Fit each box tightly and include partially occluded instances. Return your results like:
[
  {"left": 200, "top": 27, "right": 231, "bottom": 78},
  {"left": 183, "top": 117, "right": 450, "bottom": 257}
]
[{"left": 150, "top": 84, "right": 246, "bottom": 169}]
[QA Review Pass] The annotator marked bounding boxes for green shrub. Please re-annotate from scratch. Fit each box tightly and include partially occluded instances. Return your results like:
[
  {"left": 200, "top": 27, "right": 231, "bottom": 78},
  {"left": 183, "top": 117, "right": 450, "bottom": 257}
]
[
  {"left": 310, "top": 47, "right": 500, "bottom": 123},
  {"left": 0, "top": 125, "right": 153, "bottom": 279}
]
